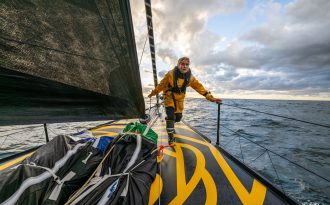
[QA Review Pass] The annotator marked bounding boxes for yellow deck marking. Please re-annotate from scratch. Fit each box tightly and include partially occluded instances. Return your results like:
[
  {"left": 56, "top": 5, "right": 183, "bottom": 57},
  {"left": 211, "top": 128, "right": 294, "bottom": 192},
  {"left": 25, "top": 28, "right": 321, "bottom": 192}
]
[
  {"left": 148, "top": 174, "right": 163, "bottom": 205},
  {"left": 92, "top": 125, "right": 125, "bottom": 131},
  {"left": 174, "top": 144, "right": 186, "bottom": 196},
  {"left": 157, "top": 155, "right": 164, "bottom": 162},
  {"left": 0, "top": 152, "right": 34, "bottom": 171},
  {"left": 164, "top": 132, "right": 266, "bottom": 205},
  {"left": 208, "top": 144, "right": 267, "bottom": 205},
  {"left": 91, "top": 130, "right": 111, "bottom": 133},
  {"left": 93, "top": 132, "right": 118, "bottom": 138},
  {"left": 170, "top": 143, "right": 217, "bottom": 205},
  {"left": 157, "top": 138, "right": 167, "bottom": 143},
  {"left": 163, "top": 149, "right": 176, "bottom": 158},
  {"left": 174, "top": 125, "right": 200, "bottom": 135}
]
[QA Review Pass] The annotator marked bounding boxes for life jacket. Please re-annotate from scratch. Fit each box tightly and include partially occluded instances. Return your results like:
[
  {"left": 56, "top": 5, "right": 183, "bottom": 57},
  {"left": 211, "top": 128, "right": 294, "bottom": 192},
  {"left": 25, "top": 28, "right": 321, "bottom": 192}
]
[{"left": 167, "top": 66, "right": 191, "bottom": 94}]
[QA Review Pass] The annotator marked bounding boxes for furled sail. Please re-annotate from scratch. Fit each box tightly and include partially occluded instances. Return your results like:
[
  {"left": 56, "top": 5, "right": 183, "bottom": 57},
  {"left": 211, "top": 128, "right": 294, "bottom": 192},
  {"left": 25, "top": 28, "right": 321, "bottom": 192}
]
[{"left": 0, "top": 0, "right": 145, "bottom": 125}]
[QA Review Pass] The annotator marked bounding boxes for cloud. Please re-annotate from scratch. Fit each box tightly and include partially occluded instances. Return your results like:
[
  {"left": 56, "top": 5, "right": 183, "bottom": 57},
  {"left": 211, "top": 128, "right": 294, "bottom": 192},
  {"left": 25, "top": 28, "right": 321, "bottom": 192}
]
[
  {"left": 157, "top": 48, "right": 178, "bottom": 65},
  {"left": 203, "top": 0, "right": 330, "bottom": 95},
  {"left": 148, "top": 0, "right": 244, "bottom": 62},
  {"left": 131, "top": 0, "right": 330, "bottom": 99}
]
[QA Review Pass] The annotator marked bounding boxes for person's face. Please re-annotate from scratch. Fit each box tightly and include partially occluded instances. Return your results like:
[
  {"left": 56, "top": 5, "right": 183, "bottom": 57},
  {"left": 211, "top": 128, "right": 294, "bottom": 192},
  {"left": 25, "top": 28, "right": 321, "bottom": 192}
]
[{"left": 178, "top": 60, "right": 190, "bottom": 74}]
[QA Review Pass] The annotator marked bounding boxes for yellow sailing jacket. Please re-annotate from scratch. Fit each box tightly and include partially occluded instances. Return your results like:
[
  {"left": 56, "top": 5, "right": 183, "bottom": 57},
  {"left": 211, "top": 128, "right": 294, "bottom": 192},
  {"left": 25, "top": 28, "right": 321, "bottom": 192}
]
[{"left": 150, "top": 69, "right": 215, "bottom": 113}]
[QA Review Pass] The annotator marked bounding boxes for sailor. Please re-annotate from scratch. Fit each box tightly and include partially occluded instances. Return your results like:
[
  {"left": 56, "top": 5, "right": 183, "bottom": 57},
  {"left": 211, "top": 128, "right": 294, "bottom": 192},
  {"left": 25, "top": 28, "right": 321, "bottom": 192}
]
[{"left": 148, "top": 57, "right": 221, "bottom": 144}]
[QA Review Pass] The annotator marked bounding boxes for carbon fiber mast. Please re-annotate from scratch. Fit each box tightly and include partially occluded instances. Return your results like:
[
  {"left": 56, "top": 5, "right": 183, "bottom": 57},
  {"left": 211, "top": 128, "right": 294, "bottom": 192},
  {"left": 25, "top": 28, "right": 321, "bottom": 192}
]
[{"left": 144, "top": 0, "right": 159, "bottom": 107}]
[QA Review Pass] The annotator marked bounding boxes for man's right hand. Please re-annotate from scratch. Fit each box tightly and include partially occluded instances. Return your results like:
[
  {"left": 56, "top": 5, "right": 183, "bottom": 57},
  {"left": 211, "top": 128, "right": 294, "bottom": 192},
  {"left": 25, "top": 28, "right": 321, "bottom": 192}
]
[
  {"left": 211, "top": 97, "right": 222, "bottom": 103},
  {"left": 148, "top": 90, "right": 155, "bottom": 98}
]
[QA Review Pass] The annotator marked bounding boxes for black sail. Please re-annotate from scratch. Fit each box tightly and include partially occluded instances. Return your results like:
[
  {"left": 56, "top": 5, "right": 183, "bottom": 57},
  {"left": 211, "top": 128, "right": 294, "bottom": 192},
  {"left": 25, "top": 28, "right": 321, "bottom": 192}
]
[{"left": 0, "top": 0, "right": 145, "bottom": 125}]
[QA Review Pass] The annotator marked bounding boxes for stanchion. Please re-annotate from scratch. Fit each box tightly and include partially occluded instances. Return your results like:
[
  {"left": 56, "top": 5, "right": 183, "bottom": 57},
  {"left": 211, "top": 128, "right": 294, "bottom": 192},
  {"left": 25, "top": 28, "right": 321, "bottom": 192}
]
[
  {"left": 216, "top": 102, "right": 222, "bottom": 145},
  {"left": 44, "top": 123, "right": 49, "bottom": 143}
]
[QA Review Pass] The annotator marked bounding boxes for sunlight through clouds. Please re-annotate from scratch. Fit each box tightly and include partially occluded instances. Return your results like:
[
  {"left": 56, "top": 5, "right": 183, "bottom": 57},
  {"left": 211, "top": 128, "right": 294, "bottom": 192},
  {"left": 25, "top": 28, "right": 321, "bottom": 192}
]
[{"left": 131, "top": 0, "right": 330, "bottom": 101}]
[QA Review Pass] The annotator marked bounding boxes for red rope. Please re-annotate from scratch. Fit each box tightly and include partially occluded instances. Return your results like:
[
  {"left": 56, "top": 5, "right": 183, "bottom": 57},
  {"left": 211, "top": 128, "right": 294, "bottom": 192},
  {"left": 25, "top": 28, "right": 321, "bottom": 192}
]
[{"left": 157, "top": 144, "right": 174, "bottom": 156}]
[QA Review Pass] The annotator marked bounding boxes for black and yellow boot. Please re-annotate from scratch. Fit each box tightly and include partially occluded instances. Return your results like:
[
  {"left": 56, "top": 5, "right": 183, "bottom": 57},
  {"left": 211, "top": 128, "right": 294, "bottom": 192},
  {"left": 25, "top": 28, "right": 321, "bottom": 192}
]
[{"left": 166, "top": 119, "right": 175, "bottom": 145}]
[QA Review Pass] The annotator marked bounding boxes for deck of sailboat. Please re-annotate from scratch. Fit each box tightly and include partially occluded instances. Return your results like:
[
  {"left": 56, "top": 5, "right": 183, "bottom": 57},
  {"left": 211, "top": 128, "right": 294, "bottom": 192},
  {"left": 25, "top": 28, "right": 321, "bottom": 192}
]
[
  {"left": 91, "top": 118, "right": 296, "bottom": 205},
  {"left": 0, "top": 118, "right": 297, "bottom": 205}
]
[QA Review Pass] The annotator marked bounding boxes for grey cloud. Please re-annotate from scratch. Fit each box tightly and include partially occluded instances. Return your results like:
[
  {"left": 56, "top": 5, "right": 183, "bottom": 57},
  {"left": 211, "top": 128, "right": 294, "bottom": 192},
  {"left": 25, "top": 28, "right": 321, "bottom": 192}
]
[
  {"left": 152, "top": 0, "right": 244, "bottom": 52},
  {"left": 286, "top": 0, "right": 330, "bottom": 24},
  {"left": 213, "top": 68, "right": 239, "bottom": 81},
  {"left": 157, "top": 48, "right": 178, "bottom": 65},
  {"left": 201, "top": 0, "right": 330, "bottom": 94},
  {"left": 132, "top": 0, "right": 330, "bottom": 97}
]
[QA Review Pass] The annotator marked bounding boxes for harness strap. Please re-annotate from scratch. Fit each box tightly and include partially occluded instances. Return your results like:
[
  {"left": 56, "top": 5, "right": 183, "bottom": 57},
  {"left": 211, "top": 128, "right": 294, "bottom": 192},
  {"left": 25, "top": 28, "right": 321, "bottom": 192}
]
[{"left": 165, "top": 68, "right": 191, "bottom": 111}]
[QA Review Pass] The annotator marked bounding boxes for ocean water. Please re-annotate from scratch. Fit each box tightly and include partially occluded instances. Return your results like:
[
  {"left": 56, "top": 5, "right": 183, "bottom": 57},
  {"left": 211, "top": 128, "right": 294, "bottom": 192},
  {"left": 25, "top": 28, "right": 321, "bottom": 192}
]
[
  {"left": 183, "top": 98, "right": 330, "bottom": 205},
  {"left": 0, "top": 98, "right": 329, "bottom": 204}
]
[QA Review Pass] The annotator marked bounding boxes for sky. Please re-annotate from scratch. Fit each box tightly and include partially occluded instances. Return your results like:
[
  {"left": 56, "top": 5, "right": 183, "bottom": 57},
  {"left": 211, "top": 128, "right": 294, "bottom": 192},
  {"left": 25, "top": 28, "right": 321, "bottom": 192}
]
[{"left": 130, "top": 0, "right": 330, "bottom": 101}]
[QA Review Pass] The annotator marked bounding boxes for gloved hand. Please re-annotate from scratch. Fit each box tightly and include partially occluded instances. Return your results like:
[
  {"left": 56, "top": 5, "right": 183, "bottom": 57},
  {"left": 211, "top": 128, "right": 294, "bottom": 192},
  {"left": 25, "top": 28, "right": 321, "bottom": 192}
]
[
  {"left": 148, "top": 90, "right": 156, "bottom": 98},
  {"left": 206, "top": 93, "right": 222, "bottom": 103},
  {"left": 210, "top": 97, "right": 222, "bottom": 103}
]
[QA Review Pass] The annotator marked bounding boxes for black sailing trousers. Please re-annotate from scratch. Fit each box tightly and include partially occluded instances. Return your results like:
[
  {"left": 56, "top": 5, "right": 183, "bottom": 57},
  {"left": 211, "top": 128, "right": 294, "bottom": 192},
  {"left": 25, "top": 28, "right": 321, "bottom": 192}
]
[
  {"left": 165, "top": 107, "right": 182, "bottom": 137},
  {"left": 165, "top": 107, "right": 182, "bottom": 122}
]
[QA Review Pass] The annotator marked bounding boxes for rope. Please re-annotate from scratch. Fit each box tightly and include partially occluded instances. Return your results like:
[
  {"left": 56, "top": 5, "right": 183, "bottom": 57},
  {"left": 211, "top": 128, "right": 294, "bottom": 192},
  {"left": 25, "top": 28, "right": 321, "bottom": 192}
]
[
  {"left": 139, "top": 27, "right": 149, "bottom": 67},
  {"left": 221, "top": 125, "right": 330, "bottom": 183},
  {"left": 222, "top": 103, "right": 330, "bottom": 129},
  {"left": 0, "top": 125, "right": 41, "bottom": 139},
  {"left": 247, "top": 150, "right": 267, "bottom": 166},
  {"left": 267, "top": 151, "right": 284, "bottom": 192},
  {"left": 149, "top": 97, "right": 152, "bottom": 116},
  {"left": 238, "top": 136, "right": 244, "bottom": 163}
]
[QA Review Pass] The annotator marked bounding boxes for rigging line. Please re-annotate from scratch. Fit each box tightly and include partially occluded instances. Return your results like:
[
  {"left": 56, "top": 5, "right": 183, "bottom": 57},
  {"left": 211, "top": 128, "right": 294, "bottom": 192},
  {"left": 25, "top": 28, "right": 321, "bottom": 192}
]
[
  {"left": 139, "top": 26, "right": 149, "bottom": 67},
  {"left": 0, "top": 135, "right": 9, "bottom": 150},
  {"left": 221, "top": 125, "right": 330, "bottom": 183},
  {"left": 149, "top": 97, "right": 152, "bottom": 116},
  {"left": 247, "top": 150, "right": 268, "bottom": 166},
  {"left": 94, "top": 2, "right": 122, "bottom": 67},
  {"left": 104, "top": 0, "right": 128, "bottom": 65},
  {"left": 2, "top": 135, "right": 23, "bottom": 146},
  {"left": 222, "top": 103, "right": 330, "bottom": 129},
  {"left": 47, "top": 127, "right": 59, "bottom": 137},
  {"left": 267, "top": 150, "right": 285, "bottom": 192},
  {"left": 238, "top": 136, "right": 245, "bottom": 163},
  {"left": 223, "top": 134, "right": 239, "bottom": 147},
  {"left": 0, "top": 125, "right": 41, "bottom": 138},
  {"left": 0, "top": 36, "right": 117, "bottom": 64}
]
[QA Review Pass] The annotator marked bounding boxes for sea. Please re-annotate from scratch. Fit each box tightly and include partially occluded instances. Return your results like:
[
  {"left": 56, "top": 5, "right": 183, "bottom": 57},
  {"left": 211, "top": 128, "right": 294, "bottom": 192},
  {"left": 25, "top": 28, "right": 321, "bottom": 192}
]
[{"left": 0, "top": 98, "right": 329, "bottom": 204}]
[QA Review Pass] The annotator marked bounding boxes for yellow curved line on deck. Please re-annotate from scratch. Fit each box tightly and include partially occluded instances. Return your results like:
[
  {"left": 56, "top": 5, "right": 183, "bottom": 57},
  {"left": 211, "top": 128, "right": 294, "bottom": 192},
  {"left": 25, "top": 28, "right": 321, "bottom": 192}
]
[
  {"left": 163, "top": 149, "right": 176, "bottom": 158},
  {"left": 93, "top": 132, "right": 118, "bottom": 138},
  {"left": 148, "top": 174, "right": 163, "bottom": 205},
  {"left": 208, "top": 145, "right": 267, "bottom": 205},
  {"left": 174, "top": 125, "right": 201, "bottom": 136},
  {"left": 0, "top": 152, "right": 34, "bottom": 171},
  {"left": 169, "top": 143, "right": 217, "bottom": 205},
  {"left": 173, "top": 133, "right": 267, "bottom": 205},
  {"left": 92, "top": 125, "right": 125, "bottom": 131}
]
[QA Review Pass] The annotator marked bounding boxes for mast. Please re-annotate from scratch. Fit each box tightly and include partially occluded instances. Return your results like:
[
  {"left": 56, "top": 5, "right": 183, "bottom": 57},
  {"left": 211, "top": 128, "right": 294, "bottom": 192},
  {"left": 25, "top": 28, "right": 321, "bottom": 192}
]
[{"left": 144, "top": 0, "right": 159, "bottom": 106}]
